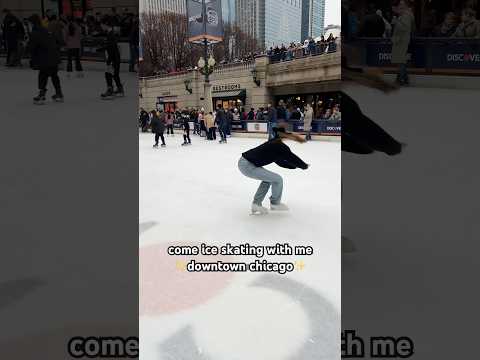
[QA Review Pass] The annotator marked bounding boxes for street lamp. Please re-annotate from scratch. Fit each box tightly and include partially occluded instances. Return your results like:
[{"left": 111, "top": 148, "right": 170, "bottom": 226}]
[
  {"left": 198, "top": 55, "right": 216, "bottom": 77},
  {"left": 184, "top": 79, "right": 193, "bottom": 94},
  {"left": 251, "top": 66, "right": 261, "bottom": 87}
]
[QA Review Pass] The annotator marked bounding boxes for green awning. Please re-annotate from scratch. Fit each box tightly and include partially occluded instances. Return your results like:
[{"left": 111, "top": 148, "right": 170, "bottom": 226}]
[{"left": 212, "top": 89, "right": 246, "bottom": 99}]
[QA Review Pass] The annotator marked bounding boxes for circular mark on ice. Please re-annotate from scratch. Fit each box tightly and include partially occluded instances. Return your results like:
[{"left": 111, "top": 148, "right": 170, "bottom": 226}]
[{"left": 140, "top": 243, "right": 234, "bottom": 316}]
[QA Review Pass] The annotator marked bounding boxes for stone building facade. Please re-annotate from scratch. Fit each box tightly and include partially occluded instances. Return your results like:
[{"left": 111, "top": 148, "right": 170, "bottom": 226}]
[{"left": 139, "top": 52, "right": 341, "bottom": 113}]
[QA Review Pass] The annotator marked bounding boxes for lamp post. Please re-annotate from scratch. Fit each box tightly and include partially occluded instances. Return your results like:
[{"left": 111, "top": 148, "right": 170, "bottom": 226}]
[{"left": 198, "top": 43, "right": 216, "bottom": 113}]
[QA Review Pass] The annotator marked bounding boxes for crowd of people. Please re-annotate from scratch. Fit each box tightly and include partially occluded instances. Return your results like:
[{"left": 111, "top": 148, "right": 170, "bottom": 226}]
[
  {"left": 1, "top": 8, "right": 136, "bottom": 104},
  {"left": 346, "top": 2, "right": 480, "bottom": 39},
  {"left": 139, "top": 100, "right": 341, "bottom": 146},
  {"left": 1, "top": 7, "right": 139, "bottom": 72},
  {"left": 267, "top": 34, "right": 339, "bottom": 63}
]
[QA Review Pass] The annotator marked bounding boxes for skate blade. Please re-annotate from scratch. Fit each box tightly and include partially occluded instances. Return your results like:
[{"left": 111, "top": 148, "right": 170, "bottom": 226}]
[
  {"left": 101, "top": 97, "right": 115, "bottom": 100},
  {"left": 250, "top": 211, "right": 268, "bottom": 216},
  {"left": 53, "top": 99, "right": 64, "bottom": 103},
  {"left": 33, "top": 101, "right": 45, "bottom": 105}
]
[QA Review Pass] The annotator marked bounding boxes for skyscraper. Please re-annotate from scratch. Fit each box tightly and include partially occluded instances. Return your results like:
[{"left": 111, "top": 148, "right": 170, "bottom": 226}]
[
  {"left": 140, "top": 0, "right": 186, "bottom": 14},
  {"left": 222, "top": 0, "right": 236, "bottom": 25},
  {"left": 301, "top": 0, "right": 325, "bottom": 41},
  {"left": 236, "top": 0, "right": 302, "bottom": 49}
]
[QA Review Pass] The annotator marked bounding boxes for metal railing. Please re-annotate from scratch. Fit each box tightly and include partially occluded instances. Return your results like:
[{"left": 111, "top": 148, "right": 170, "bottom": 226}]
[{"left": 268, "top": 42, "right": 338, "bottom": 64}]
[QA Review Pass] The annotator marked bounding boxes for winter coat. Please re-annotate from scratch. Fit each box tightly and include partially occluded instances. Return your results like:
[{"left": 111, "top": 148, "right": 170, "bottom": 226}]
[
  {"left": 3, "top": 14, "right": 24, "bottom": 42},
  {"left": 304, "top": 108, "right": 314, "bottom": 131},
  {"left": 452, "top": 19, "right": 480, "bottom": 38},
  {"left": 151, "top": 114, "right": 165, "bottom": 133},
  {"left": 247, "top": 111, "right": 255, "bottom": 120},
  {"left": 205, "top": 114, "right": 215, "bottom": 128},
  {"left": 97, "top": 31, "right": 121, "bottom": 65},
  {"left": 29, "top": 25, "right": 61, "bottom": 68},
  {"left": 64, "top": 22, "right": 82, "bottom": 49},
  {"left": 267, "top": 107, "right": 277, "bottom": 123},
  {"left": 391, "top": 12, "right": 414, "bottom": 64},
  {"left": 277, "top": 106, "right": 287, "bottom": 120},
  {"left": 166, "top": 114, "right": 174, "bottom": 125},
  {"left": 215, "top": 109, "right": 226, "bottom": 127},
  {"left": 226, "top": 111, "right": 234, "bottom": 126}
]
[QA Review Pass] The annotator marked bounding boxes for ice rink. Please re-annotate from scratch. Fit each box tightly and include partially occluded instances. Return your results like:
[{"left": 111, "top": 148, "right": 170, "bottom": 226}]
[{"left": 139, "top": 134, "right": 341, "bottom": 359}]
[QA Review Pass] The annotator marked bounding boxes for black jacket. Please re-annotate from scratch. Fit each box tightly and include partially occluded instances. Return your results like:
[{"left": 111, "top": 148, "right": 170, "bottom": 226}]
[
  {"left": 28, "top": 25, "right": 61, "bottom": 68},
  {"left": 98, "top": 31, "right": 121, "bottom": 65},
  {"left": 151, "top": 114, "right": 166, "bottom": 133},
  {"left": 215, "top": 109, "right": 227, "bottom": 127},
  {"left": 182, "top": 115, "right": 190, "bottom": 131},
  {"left": 3, "top": 14, "right": 24, "bottom": 42},
  {"left": 341, "top": 91, "right": 402, "bottom": 155},
  {"left": 243, "top": 139, "right": 308, "bottom": 169}
]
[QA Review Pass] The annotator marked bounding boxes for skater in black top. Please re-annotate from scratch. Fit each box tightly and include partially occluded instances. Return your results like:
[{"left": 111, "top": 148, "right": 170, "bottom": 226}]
[
  {"left": 98, "top": 16, "right": 123, "bottom": 99},
  {"left": 181, "top": 112, "right": 191, "bottom": 146},
  {"left": 139, "top": 108, "right": 149, "bottom": 132},
  {"left": 341, "top": 54, "right": 404, "bottom": 155},
  {"left": 28, "top": 14, "right": 63, "bottom": 104},
  {"left": 238, "top": 126, "right": 309, "bottom": 215},
  {"left": 151, "top": 110, "right": 166, "bottom": 148},
  {"left": 216, "top": 105, "right": 228, "bottom": 143}
]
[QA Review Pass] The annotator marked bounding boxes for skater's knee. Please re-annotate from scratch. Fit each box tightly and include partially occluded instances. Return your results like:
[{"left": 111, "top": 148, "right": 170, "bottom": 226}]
[{"left": 272, "top": 174, "right": 283, "bottom": 185}]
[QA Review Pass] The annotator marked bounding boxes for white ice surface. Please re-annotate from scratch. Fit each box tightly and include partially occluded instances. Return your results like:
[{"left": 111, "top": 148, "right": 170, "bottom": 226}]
[{"left": 139, "top": 134, "right": 341, "bottom": 360}]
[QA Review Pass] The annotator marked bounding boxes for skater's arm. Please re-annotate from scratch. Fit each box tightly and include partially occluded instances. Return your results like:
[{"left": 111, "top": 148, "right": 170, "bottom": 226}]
[
  {"left": 275, "top": 159, "right": 297, "bottom": 169},
  {"left": 283, "top": 150, "right": 309, "bottom": 170}
]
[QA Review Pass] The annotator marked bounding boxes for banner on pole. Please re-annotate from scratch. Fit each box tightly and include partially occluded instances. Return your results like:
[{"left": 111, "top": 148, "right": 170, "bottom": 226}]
[{"left": 187, "top": 0, "right": 224, "bottom": 44}]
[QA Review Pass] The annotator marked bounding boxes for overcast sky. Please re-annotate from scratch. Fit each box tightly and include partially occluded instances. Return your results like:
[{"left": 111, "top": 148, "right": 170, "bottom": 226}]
[{"left": 325, "top": 0, "right": 341, "bottom": 26}]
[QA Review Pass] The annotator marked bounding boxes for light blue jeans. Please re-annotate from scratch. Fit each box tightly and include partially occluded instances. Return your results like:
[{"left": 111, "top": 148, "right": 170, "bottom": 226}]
[{"left": 238, "top": 157, "right": 283, "bottom": 205}]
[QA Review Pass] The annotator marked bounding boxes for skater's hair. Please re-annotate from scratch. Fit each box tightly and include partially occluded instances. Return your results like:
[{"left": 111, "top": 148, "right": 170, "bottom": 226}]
[{"left": 278, "top": 132, "right": 306, "bottom": 143}]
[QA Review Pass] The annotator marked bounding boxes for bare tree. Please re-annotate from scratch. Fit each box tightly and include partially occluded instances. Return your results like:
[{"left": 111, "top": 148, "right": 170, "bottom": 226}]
[{"left": 140, "top": 12, "right": 262, "bottom": 77}]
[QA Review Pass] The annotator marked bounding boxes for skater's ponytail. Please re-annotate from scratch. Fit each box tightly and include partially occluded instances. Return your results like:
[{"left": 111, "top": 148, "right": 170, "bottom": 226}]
[
  {"left": 278, "top": 132, "right": 306, "bottom": 143},
  {"left": 272, "top": 124, "right": 306, "bottom": 143}
]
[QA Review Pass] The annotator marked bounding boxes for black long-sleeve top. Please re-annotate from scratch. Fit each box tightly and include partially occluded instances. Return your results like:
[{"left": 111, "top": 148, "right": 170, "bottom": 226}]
[{"left": 242, "top": 139, "right": 308, "bottom": 169}]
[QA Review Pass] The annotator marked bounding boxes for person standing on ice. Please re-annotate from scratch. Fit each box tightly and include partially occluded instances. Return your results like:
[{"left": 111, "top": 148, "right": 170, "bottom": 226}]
[
  {"left": 28, "top": 14, "right": 64, "bottom": 104},
  {"left": 181, "top": 111, "right": 192, "bottom": 146},
  {"left": 98, "top": 16, "right": 124, "bottom": 99},
  {"left": 151, "top": 110, "right": 166, "bottom": 148},
  {"left": 238, "top": 126, "right": 309, "bottom": 215},
  {"left": 165, "top": 111, "right": 174, "bottom": 136},
  {"left": 215, "top": 104, "right": 228, "bottom": 144},
  {"left": 266, "top": 103, "right": 278, "bottom": 140}
]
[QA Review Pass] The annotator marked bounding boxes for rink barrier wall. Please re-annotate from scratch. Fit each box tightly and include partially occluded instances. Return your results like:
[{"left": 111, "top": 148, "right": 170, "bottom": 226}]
[
  {"left": 353, "top": 37, "right": 480, "bottom": 73},
  {"left": 171, "top": 119, "right": 341, "bottom": 136}
]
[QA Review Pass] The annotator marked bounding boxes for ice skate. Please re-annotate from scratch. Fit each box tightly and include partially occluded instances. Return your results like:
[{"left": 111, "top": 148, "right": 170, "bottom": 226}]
[
  {"left": 250, "top": 203, "right": 269, "bottom": 215},
  {"left": 161, "top": 144, "right": 166, "bottom": 148},
  {"left": 76, "top": 72, "right": 84, "bottom": 78},
  {"left": 114, "top": 86, "right": 125, "bottom": 97},
  {"left": 33, "top": 90, "right": 46, "bottom": 105},
  {"left": 101, "top": 87, "right": 114, "bottom": 100},
  {"left": 52, "top": 93, "right": 64, "bottom": 102},
  {"left": 153, "top": 144, "right": 158, "bottom": 148},
  {"left": 270, "top": 203, "right": 289, "bottom": 211}
]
